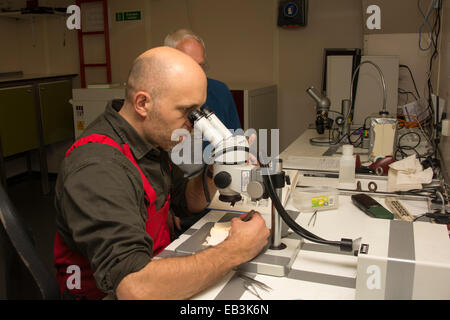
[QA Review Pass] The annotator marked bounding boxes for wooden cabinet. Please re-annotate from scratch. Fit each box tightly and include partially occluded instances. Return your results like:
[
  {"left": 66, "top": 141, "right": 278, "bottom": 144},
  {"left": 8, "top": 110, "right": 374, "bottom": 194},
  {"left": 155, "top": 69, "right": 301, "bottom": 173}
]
[
  {"left": 39, "top": 81, "right": 74, "bottom": 145},
  {"left": 0, "top": 86, "right": 39, "bottom": 157}
]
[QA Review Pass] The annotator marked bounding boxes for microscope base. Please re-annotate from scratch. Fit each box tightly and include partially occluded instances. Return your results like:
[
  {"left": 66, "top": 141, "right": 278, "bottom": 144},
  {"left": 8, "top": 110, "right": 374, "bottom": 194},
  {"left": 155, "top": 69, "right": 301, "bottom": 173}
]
[
  {"left": 236, "top": 238, "right": 302, "bottom": 277},
  {"left": 309, "top": 137, "right": 331, "bottom": 146},
  {"left": 174, "top": 219, "right": 302, "bottom": 277}
]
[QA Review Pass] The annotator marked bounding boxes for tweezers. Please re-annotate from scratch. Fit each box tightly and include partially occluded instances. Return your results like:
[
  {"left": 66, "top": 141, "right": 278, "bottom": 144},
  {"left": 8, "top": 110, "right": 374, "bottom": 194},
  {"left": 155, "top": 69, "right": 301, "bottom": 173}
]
[
  {"left": 243, "top": 281, "right": 263, "bottom": 300},
  {"left": 308, "top": 210, "right": 318, "bottom": 227},
  {"left": 237, "top": 273, "right": 272, "bottom": 292}
]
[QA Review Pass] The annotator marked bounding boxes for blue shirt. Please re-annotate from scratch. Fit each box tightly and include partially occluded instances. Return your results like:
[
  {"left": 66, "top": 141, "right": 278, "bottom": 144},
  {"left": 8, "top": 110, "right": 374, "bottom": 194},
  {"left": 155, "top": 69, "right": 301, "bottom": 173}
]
[{"left": 202, "top": 78, "right": 241, "bottom": 131}]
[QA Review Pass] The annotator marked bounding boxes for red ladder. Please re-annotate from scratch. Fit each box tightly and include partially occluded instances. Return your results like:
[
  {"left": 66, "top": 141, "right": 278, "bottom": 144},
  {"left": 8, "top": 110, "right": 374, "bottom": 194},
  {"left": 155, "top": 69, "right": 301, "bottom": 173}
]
[{"left": 76, "top": 0, "right": 112, "bottom": 88}]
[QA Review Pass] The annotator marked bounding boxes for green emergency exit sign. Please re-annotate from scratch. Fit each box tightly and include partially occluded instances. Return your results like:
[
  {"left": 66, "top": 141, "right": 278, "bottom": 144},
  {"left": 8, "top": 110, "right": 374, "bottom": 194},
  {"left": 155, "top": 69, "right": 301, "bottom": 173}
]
[{"left": 115, "top": 11, "right": 141, "bottom": 21}]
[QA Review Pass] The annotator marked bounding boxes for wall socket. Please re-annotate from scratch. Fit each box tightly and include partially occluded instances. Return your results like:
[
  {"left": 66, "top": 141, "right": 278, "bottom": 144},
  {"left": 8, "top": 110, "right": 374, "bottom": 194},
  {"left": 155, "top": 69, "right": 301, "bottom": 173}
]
[{"left": 442, "top": 119, "right": 450, "bottom": 137}]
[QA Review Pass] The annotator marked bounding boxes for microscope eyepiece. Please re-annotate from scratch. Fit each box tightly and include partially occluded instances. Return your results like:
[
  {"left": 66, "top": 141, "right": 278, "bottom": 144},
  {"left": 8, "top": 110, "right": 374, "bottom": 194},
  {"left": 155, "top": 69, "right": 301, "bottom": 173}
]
[
  {"left": 307, "top": 86, "right": 331, "bottom": 135},
  {"left": 188, "top": 109, "right": 204, "bottom": 126},
  {"left": 202, "top": 106, "right": 214, "bottom": 117}
]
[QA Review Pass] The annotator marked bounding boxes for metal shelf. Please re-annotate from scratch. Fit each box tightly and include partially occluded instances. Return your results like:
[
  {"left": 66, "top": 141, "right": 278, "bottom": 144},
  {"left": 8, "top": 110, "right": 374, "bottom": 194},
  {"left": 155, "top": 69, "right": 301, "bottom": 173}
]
[{"left": 0, "top": 10, "right": 67, "bottom": 20}]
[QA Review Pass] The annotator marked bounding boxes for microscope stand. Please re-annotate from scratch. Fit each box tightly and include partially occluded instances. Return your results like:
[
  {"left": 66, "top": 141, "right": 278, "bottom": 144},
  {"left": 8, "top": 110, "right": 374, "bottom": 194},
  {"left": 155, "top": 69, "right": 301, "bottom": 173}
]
[
  {"left": 237, "top": 237, "right": 303, "bottom": 277},
  {"left": 175, "top": 220, "right": 302, "bottom": 277}
]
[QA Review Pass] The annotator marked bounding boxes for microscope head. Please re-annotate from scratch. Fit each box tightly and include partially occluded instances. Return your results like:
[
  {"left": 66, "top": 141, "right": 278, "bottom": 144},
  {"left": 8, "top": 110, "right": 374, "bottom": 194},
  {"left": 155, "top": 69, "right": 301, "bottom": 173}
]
[
  {"left": 306, "top": 87, "right": 331, "bottom": 135},
  {"left": 189, "top": 108, "right": 264, "bottom": 205}
]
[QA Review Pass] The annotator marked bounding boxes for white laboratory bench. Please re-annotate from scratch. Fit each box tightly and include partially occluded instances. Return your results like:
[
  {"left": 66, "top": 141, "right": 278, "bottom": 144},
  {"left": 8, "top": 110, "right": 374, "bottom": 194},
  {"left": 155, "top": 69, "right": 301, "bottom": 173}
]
[
  {"left": 158, "top": 194, "right": 449, "bottom": 300},
  {"left": 156, "top": 129, "right": 450, "bottom": 300},
  {"left": 280, "top": 129, "right": 370, "bottom": 171}
]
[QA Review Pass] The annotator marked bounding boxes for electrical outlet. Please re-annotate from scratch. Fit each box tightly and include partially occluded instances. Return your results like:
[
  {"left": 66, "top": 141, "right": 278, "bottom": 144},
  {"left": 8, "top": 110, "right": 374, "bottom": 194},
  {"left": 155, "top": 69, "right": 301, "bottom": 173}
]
[{"left": 442, "top": 119, "right": 450, "bottom": 136}]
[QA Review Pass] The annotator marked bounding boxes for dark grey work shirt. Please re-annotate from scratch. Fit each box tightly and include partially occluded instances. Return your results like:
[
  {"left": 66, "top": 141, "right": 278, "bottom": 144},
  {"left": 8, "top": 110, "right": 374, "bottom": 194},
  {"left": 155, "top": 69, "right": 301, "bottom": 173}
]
[{"left": 55, "top": 99, "right": 190, "bottom": 294}]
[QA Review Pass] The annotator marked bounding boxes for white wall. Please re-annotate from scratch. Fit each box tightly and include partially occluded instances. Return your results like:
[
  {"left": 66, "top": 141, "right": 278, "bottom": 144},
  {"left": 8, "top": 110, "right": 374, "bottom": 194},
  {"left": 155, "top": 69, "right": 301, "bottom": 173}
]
[
  {"left": 278, "top": 0, "right": 363, "bottom": 150},
  {"left": 0, "top": 0, "right": 79, "bottom": 85},
  {"left": 2, "top": 0, "right": 448, "bottom": 180},
  {"left": 148, "top": 0, "right": 364, "bottom": 150},
  {"left": 149, "top": 0, "right": 276, "bottom": 86}
]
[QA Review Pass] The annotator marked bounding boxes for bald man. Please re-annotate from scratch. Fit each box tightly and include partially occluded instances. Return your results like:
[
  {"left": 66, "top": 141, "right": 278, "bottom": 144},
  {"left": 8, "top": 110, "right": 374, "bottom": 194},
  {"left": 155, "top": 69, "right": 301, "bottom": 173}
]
[
  {"left": 53, "top": 47, "right": 269, "bottom": 300},
  {"left": 164, "top": 30, "right": 254, "bottom": 236}
]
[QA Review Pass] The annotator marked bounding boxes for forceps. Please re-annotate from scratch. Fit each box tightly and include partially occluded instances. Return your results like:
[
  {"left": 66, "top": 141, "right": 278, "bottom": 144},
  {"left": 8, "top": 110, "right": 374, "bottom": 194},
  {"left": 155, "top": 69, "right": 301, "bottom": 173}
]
[
  {"left": 238, "top": 272, "right": 272, "bottom": 300},
  {"left": 308, "top": 210, "right": 318, "bottom": 227},
  {"left": 243, "top": 281, "right": 263, "bottom": 300},
  {"left": 238, "top": 273, "right": 272, "bottom": 292}
]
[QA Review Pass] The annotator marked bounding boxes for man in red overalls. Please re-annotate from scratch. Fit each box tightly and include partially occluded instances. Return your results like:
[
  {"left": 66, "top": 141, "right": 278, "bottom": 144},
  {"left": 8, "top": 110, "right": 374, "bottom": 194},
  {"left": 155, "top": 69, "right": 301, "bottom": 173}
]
[{"left": 54, "top": 46, "right": 269, "bottom": 300}]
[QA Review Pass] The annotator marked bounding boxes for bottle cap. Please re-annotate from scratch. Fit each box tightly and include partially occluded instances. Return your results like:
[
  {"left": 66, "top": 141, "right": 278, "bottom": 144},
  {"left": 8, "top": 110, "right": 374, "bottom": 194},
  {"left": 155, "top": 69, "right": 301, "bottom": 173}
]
[{"left": 342, "top": 144, "right": 354, "bottom": 156}]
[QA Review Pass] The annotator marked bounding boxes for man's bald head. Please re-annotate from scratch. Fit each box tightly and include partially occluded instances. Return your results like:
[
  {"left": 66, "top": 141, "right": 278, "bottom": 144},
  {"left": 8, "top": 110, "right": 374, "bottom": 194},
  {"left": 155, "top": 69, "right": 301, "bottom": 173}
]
[
  {"left": 121, "top": 46, "right": 207, "bottom": 150},
  {"left": 125, "top": 52, "right": 163, "bottom": 104},
  {"left": 125, "top": 46, "right": 204, "bottom": 105}
]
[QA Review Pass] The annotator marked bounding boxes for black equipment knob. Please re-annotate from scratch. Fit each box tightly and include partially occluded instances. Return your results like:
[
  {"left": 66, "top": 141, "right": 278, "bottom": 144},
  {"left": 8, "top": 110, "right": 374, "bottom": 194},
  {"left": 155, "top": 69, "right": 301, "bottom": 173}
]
[{"left": 214, "top": 171, "right": 232, "bottom": 189}]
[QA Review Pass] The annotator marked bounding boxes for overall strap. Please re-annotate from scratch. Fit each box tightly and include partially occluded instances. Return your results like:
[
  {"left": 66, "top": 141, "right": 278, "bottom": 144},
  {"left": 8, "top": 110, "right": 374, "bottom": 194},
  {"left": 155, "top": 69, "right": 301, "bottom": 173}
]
[{"left": 65, "top": 134, "right": 156, "bottom": 203}]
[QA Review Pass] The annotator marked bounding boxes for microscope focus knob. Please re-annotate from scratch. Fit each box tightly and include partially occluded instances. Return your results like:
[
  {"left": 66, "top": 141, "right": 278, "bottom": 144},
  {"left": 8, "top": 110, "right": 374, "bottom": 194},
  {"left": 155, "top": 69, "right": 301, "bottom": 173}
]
[
  {"left": 247, "top": 181, "right": 265, "bottom": 200},
  {"left": 214, "top": 171, "right": 232, "bottom": 189},
  {"left": 335, "top": 116, "right": 344, "bottom": 126}
]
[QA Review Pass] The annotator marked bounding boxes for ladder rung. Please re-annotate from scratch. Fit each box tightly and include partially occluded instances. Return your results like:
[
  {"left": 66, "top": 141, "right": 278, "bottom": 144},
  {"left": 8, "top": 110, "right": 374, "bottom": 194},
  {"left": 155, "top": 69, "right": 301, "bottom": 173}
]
[
  {"left": 83, "top": 63, "right": 107, "bottom": 67},
  {"left": 77, "top": 0, "right": 111, "bottom": 87},
  {"left": 78, "top": 0, "right": 104, "bottom": 3},
  {"left": 82, "top": 31, "right": 105, "bottom": 35}
]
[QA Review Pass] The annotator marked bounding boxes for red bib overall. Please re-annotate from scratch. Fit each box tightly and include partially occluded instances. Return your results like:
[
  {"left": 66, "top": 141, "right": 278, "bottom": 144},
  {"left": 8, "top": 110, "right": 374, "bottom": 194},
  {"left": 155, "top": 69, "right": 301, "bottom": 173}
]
[{"left": 54, "top": 134, "right": 171, "bottom": 299}]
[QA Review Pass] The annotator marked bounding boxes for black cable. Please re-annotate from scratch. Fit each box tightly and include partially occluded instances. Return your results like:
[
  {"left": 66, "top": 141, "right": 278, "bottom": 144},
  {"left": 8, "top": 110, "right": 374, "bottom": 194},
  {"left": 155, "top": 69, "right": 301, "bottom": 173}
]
[
  {"left": 363, "top": 116, "right": 371, "bottom": 130},
  {"left": 330, "top": 133, "right": 349, "bottom": 145},
  {"left": 395, "top": 147, "right": 423, "bottom": 161},
  {"left": 202, "top": 165, "right": 211, "bottom": 204},
  {"left": 330, "top": 127, "right": 363, "bottom": 147},
  {"left": 399, "top": 131, "right": 421, "bottom": 149},
  {"left": 426, "top": 6, "right": 441, "bottom": 145},
  {"left": 257, "top": 156, "right": 326, "bottom": 242},
  {"left": 257, "top": 155, "right": 355, "bottom": 252},
  {"left": 399, "top": 65, "right": 421, "bottom": 99},
  {"left": 415, "top": 107, "right": 433, "bottom": 121},
  {"left": 329, "top": 127, "right": 340, "bottom": 144},
  {"left": 349, "top": 132, "right": 363, "bottom": 148},
  {"left": 398, "top": 88, "right": 418, "bottom": 102},
  {"left": 418, "top": 0, "right": 438, "bottom": 50},
  {"left": 262, "top": 172, "right": 325, "bottom": 242},
  {"left": 347, "top": 127, "right": 363, "bottom": 148},
  {"left": 413, "top": 213, "right": 427, "bottom": 222},
  {"left": 425, "top": 213, "right": 450, "bottom": 224},
  {"left": 394, "top": 130, "right": 430, "bottom": 161},
  {"left": 262, "top": 172, "right": 354, "bottom": 252},
  {"left": 395, "top": 187, "right": 439, "bottom": 198}
]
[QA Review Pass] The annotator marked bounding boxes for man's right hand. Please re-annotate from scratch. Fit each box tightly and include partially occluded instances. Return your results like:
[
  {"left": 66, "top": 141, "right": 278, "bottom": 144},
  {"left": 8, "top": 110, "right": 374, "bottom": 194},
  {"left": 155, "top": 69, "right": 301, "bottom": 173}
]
[{"left": 222, "top": 211, "right": 270, "bottom": 264}]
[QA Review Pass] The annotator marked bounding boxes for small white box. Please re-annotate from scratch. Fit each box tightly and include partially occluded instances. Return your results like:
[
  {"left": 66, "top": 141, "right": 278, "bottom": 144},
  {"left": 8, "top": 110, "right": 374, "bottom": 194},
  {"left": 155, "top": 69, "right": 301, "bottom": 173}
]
[
  {"left": 292, "top": 186, "right": 339, "bottom": 212},
  {"left": 71, "top": 88, "right": 125, "bottom": 137}
]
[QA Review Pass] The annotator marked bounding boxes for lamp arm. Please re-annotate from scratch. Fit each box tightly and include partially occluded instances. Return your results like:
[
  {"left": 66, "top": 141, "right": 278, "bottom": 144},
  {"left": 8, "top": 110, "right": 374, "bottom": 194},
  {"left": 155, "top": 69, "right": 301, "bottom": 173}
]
[{"left": 349, "top": 60, "right": 387, "bottom": 116}]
